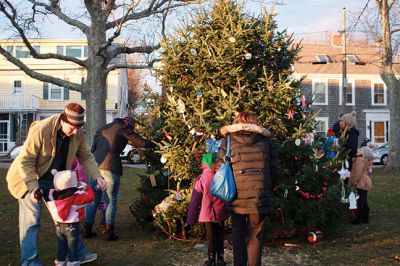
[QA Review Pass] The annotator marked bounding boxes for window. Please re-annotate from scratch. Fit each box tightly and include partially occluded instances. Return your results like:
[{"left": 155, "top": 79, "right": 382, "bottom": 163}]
[
  {"left": 345, "top": 82, "right": 354, "bottom": 105},
  {"left": 56, "top": 45, "right": 88, "bottom": 58},
  {"left": 66, "top": 46, "right": 82, "bottom": 57},
  {"left": 346, "top": 55, "right": 359, "bottom": 63},
  {"left": 312, "top": 81, "right": 328, "bottom": 105},
  {"left": 13, "top": 80, "right": 22, "bottom": 94},
  {"left": 316, "top": 54, "right": 330, "bottom": 63},
  {"left": 6, "top": 46, "right": 13, "bottom": 54},
  {"left": 15, "top": 46, "right": 30, "bottom": 58},
  {"left": 372, "top": 82, "right": 386, "bottom": 105},
  {"left": 14, "top": 45, "right": 40, "bottom": 58},
  {"left": 314, "top": 117, "right": 329, "bottom": 136},
  {"left": 43, "top": 82, "right": 69, "bottom": 101}
]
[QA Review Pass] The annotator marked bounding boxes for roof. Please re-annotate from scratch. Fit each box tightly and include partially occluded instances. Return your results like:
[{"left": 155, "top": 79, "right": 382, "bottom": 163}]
[{"left": 294, "top": 44, "right": 382, "bottom": 75}]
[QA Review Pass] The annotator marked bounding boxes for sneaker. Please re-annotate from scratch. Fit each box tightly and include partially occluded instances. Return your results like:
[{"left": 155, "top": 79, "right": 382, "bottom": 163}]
[{"left": 81, "top": 253, "right": 98, "bottom": 264}]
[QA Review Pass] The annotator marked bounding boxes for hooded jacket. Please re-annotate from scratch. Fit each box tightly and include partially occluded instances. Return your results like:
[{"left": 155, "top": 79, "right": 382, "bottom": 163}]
[
  {"left": 349, "top": 157, "right": 372, "bottom": 192},
  {"left": 6, "top": 114, "right": 102, "bottom": 199},
  {"left": 217, "top": 123, "right": 280, "bottom": 214},
  {"left": 47, "top": 182, "right": 94, "bottom": 223},
  {"left": 187, "top": 165, "right": 229, "bottom": 224}
]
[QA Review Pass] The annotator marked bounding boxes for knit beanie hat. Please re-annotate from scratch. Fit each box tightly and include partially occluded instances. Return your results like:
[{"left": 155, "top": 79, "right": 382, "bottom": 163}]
[
  {"left": 52, "top": 169, "right": 78, "bottom": 191},
  {"left": 62, "top": 103, "right": 85, "bottom": 127},
  {"left": 340, "top": 111, "right": 357, "bottom": 128},
  {"left": 123, "top": 115, "right": 136, "bottom": 128},
  {"left": 361, "top": 146, "right": 374, "bottom": 160}
]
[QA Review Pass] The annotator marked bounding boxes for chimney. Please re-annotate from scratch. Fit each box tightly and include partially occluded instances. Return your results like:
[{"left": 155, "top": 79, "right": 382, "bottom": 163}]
[{"left": 330, "top": 34, "right": 342, "bottom": 47}]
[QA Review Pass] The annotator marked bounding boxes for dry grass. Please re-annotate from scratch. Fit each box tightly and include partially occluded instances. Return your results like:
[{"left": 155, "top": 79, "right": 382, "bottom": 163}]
[{"left": 1, "top": 167, "right": 399, "bottom": 265}]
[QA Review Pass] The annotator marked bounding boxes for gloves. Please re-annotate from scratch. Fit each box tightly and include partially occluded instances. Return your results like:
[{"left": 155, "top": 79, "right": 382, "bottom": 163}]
[
  {"left": 96, "top": 177, "right": 107, "bottom": 191},
  {"left": 30, "top": 188, "right": 43, "bottom": 203}
]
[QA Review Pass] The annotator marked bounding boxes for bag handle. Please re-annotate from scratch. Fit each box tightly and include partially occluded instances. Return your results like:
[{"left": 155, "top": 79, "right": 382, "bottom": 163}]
[{"left": 223, "top": 135, "right": 231, "bottom": 162}]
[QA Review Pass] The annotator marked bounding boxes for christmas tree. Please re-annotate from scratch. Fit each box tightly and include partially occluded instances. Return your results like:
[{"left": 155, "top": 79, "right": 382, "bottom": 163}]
[{"left": 131, "top": 0, "right": 348, "bottom": 239}]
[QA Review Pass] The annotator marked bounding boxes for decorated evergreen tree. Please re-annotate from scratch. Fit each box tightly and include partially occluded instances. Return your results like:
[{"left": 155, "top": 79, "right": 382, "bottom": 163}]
[{"left": 131, "top": 0, "right": 348, "bottom": 239}]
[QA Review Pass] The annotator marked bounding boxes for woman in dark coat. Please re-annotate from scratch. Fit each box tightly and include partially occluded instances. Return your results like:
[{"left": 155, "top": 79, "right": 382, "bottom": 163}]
[
  {"left": 339, "top": 111, "right": 359, "bottom": 171},
  {"left": 217, "top": 111, "right": 280, "bottom": 266}
]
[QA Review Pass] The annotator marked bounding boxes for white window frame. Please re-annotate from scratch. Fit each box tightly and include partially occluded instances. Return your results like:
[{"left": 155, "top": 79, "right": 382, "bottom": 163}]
[
  {"left": 56, "top": 45, "right": 88, "bottom": 58},
  {"left": 314, "top": 117, "right": 329, "bottom": 136},
  {"left": 312, "top": 79, "right": 328, "bottom": 105},
  {"left": 371, "top": 81, "right": 387, "bottom": 106},
  {"left": 346, "top": 55, "right": 359, "bottom": 63},
  {"left": 12, "top": 80, "right": 23, "bottom": 94},
  {"left": 48, "top": 83, "right": 64, "bottom": 101},
  {"left": 339, "top": 79, "right": 355, "bottom": 106},
  {"left": 316, "top": 54, "right": 330, "bottom": 63}
]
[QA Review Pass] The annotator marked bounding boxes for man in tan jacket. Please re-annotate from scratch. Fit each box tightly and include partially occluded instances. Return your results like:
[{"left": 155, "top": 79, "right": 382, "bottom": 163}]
[{"left": 6, "top": 103, "right": 107, "bottom": 265}]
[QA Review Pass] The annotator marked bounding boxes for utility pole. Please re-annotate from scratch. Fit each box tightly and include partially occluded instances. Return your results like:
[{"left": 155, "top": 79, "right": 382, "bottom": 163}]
[{"left": 341, "top": 7, "right": 347, "bottom": 113}]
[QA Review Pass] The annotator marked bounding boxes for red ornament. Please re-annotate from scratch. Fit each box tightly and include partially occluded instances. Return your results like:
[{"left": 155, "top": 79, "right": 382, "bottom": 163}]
[{"left": 308, "top": 231, "right": 323, "bottom": 243}]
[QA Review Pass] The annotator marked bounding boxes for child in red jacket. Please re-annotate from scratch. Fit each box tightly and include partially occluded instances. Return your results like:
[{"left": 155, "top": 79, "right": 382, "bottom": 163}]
[
  {"left": 45, "top": 169, "right": 94, "bottom": 266},
  {"left": 187, "top": 154, "right": 229, "bottom": 266}
]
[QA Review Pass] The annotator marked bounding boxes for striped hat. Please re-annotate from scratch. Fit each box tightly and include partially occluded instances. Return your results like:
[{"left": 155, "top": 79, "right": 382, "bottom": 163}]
[
  {"left": 124, "top": 115, "right": 136, "bottom": 128},
  {"left": 63, "top": 103, "right": 85, "bottom": 127}
]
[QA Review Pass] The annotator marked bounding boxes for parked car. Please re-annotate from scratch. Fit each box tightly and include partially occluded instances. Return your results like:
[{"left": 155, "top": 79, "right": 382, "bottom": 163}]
[
  {"left": 120, "top": 144, "right": 143, "bottom": 164},
  {"left": 372, "top": 143, "right": 388, "bottom": 165},
  {"left": 10, "top": 145, "right": 22, "bottom": 160}
]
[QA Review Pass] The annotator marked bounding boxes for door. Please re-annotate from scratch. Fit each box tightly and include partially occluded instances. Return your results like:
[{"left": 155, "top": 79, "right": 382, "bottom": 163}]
[{"left": 0, "top": 121, "right": 9, "bottom": 153}]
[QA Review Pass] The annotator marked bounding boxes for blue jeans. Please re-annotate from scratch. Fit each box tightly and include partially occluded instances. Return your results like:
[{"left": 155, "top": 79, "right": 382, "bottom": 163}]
[
  {"left": 18, "top": 180, "right": 89, "bottom": 266},
  {"left": 85, "top": 173, "right": 121, "bottom": 225},
  {"left": 56, "top": 222, "right": 80, "bottom": 262}
]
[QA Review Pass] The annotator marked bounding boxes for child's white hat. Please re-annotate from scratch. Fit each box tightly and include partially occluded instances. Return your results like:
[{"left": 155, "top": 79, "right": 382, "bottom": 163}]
[
  {"left": 361, "top": 146, "right": 374, "bottom": 160},
  {"left": 51, "top": 169, "right": 77, "bottom": 191}
]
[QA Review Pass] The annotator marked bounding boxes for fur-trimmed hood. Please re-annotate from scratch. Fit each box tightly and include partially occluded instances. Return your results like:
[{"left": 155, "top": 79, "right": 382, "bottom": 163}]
[{"left": 221, "top": 123, "right": 271, "bottom": 137}]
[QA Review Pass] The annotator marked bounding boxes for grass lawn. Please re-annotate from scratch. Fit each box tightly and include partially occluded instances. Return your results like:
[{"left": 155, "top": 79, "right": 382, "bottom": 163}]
[{"left": 1, "top": 167, "right": 399, "bottom": 265}]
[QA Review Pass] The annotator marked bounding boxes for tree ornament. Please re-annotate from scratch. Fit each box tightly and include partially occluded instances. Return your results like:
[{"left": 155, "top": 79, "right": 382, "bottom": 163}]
[
  {"left": 175, "top": 191, "right": 182, "bottom": 201},
  {"left": 286, "top": 105, "right": 295, "bottom": 120},
  {"left": 190, "top": 48, "right": 197, "bottom": 56},
  {"left": 228, "top": 36, "right": 236, "bottom": 43},
  {"left": 308, "top": 231, "right": 323, "bottom": 243},
  {"left": 295, "top": 138, "right": 301, "bottom": 146},
  {"left": 301, "top": 95, "right": 307, "bottom": 107},
  {"left": 160, "top": 156, "right": 167, "bottom": 164},
  {"left": 196, "top": 90, "right": 203, "bottom": 97},
  {"left": 244, "top": 52, "right": 252, "bottom": 60}
]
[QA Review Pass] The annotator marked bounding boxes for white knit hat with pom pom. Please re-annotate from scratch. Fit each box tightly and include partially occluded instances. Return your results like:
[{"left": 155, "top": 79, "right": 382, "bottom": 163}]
[{"left": 52, "top": 169, "right": 78, "bottom": 191}]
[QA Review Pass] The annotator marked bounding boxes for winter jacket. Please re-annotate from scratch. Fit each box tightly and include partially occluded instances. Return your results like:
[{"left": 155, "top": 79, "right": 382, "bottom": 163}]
[
  {"left": 91, "top": 118, "right": 154, "bottom": 175},
  {"left": 187, "top": 165, "right": 229, "bottom": 224},
  {"left": 342, "top": 127, "right": 359, "bottom": 170},
  {"left": 6, "top": 114, "right": 102, "bottom": 199},
  {"left": 349, "top": 156, "right": 372, "bottom": 192},
  {"left": 47, "top": 182, "right": 94, "bottom": 223},
  {"left": 217, "top": 123, "right": 280, "bottom": 215}
]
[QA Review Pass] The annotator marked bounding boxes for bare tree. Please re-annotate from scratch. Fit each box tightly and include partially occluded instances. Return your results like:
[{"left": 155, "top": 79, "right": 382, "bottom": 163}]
[
  {"left": 0, "top": 0, "right": 199, "bottom": 143},
  {"left": 352, "top": 0, "right": 400, "bottom": 170},
  {"left": 375, "top": 0, "right": 400, "bottom": 170}
]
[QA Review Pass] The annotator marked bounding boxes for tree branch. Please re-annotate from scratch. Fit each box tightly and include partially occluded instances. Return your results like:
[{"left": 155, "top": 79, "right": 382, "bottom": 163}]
[
  {"left": 106, "top": 0, "right": 199, "bottom": 29},
  {"left": 0, "top": 46, "right": 83, "bottom": 91},
  {"left": 391, "top": 28, "right": 400, "bottom": 34},
  {"left": 105, "top": 59, "right": 160, "bottom": 74},
  {"left": 0, "top": 1, "right": 87, "bottom": 67},
  {"left": 108, "top": 44, "right": 160, "bottom": 60},
  {"left": 27, "top": 0, "right": 89, "bottom": 33}
]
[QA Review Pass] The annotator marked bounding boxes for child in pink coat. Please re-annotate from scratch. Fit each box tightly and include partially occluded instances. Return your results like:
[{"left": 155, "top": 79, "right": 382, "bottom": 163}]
[{"left": 187, "top": 154, "right": 229, "bottom": 266}]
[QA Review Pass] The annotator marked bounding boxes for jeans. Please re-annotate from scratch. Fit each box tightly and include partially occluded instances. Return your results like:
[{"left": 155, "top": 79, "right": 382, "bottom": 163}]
[
  {"left": 231, "top": 213, "right": 266, "bottom": 266},
  {"left": 85, "top": 173, "right": 121, "bottom": 225},
  {"left": 56, "top": 222, "right": 80, "bottom": 262},
  {"left": 19, "top": 180, "right": 89, "bottom": 266}
]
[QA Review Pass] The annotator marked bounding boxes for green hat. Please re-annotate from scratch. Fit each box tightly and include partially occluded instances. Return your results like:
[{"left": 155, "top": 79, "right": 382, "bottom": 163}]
[{"left": 201, "top": 153, "right": 215, "bottom": 170}]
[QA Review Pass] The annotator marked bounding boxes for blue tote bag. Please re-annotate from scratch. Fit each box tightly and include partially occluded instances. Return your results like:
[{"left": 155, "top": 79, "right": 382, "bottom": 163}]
[{"left": 210, "top": 135, "right": 237, "bottom": 202}]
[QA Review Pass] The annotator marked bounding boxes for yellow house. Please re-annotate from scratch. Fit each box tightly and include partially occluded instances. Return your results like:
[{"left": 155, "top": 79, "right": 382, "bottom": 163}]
[{"left": 0, "top": 38, "right": 129, "bottom": 154}]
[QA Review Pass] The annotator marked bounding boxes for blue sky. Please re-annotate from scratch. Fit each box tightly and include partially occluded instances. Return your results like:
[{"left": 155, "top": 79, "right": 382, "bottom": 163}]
[{"left": 22, "top": 0, "right": 367, "bottom": 40}]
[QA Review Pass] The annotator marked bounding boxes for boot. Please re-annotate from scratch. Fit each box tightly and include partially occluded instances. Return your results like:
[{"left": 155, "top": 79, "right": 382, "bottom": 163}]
[
  {"left": 216, "top": 250, "right": 226, "bottom": 266},
  {"left": 362, "top": 207, "right": 370, "bottom": 224},
  {"left": 83, "top": 223, "right": 97, "bottom": 238},
  {"left": 351, "top": 207, "right": 363, "bottom": 225},
  {"left": 105, "top": 224, "right": 119, "bottom": 241},
  {"left": 203, "top": 251, "right": 216, "bottom": 266}
]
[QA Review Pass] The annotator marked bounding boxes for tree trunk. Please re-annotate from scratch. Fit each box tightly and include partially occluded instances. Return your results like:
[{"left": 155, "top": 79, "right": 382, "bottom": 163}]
[
  {"left": 379, "top": 0, "right": 400, "bottom": 170},
  {"left": 85, "top": 17, "right": 108, "bottom": 145}
]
